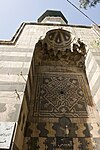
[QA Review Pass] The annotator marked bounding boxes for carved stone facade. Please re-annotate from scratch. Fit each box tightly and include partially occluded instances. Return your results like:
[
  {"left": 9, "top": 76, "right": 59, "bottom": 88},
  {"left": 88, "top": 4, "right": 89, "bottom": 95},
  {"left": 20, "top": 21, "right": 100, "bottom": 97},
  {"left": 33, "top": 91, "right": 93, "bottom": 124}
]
[{"left": 23, "top": 29, "right": 100, "bottom": 150}]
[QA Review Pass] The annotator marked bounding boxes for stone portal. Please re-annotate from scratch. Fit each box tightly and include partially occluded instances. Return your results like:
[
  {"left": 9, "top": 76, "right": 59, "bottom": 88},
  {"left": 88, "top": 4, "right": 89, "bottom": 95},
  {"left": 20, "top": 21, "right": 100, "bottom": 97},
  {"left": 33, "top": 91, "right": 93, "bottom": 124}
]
[{"left": 23, "top": 29, "right": 100, "bottom": 150}]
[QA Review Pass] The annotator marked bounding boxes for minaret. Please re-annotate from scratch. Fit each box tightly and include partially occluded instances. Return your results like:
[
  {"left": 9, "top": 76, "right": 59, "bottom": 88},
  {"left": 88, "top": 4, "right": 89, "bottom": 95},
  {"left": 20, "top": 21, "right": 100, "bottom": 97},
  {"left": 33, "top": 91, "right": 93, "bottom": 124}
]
[{"left": 37, "top": 10, "right": 68, "bottom": 24}]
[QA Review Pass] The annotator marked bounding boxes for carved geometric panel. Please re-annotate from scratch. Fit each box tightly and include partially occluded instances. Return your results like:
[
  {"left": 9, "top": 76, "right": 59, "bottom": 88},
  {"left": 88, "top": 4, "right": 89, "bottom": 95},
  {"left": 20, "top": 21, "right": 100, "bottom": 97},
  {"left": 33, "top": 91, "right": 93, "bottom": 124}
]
[{"left": 34, "top": 73, "right": 94, "bottom": 118}]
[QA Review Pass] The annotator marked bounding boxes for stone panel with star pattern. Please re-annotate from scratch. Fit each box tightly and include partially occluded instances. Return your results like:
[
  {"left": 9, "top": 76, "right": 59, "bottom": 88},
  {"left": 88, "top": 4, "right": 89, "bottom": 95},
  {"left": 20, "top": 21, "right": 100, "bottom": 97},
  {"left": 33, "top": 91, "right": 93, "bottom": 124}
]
[{"left": 34, "top": 73, "right": 94, "bottom": 118}]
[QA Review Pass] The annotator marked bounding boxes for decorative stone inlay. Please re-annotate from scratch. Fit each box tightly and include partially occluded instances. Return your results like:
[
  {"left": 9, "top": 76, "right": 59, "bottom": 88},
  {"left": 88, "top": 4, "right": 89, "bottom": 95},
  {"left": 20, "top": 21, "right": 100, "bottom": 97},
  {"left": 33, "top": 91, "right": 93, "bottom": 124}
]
[{"left": 34, "top": 73, "right": 93, "bottom": 118}]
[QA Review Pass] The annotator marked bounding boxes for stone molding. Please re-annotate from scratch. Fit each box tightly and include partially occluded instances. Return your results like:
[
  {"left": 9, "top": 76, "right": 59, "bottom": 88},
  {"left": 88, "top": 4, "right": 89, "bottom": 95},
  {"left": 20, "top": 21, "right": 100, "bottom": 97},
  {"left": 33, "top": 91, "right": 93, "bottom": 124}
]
[{"left": 0, "top": 23, "right": 91, "bottom": 45}]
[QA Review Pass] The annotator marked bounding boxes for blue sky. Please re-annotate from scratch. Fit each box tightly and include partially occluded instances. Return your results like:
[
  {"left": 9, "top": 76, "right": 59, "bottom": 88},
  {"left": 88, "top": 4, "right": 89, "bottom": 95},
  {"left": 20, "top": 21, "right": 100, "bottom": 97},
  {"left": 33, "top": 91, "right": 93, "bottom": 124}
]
[{"left": 0, "top": 0, "right": 99, "bottom": 40}]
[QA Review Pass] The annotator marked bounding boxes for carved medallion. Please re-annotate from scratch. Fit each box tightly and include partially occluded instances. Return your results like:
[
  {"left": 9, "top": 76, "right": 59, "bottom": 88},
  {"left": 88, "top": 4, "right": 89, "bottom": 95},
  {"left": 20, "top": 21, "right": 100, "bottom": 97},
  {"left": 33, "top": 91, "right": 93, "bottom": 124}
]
[
  {"left": 46, "top": 29, "right": 71, "bottom": 45},
  {"left": 44, "top": 29, "right": 72, "bottom": 51}
]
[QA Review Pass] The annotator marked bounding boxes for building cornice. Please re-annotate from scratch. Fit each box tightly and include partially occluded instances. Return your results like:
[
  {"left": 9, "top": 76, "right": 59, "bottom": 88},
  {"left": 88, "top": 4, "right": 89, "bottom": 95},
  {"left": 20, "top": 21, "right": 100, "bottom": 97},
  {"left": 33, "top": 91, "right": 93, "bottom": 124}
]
[{"left": 0, "top": 22, "right": 95, "bottom": 45}]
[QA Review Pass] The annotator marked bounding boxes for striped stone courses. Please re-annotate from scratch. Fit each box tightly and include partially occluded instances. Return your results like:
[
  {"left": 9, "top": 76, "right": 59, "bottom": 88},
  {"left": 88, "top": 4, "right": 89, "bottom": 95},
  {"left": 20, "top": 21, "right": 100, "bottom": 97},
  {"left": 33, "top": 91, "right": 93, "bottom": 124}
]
[
  {"left": 85, "top": 50, "right": 100, "bottom": 112},
  {"left": 0, "top": 46, "right": 33, "bottom": 122}
]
